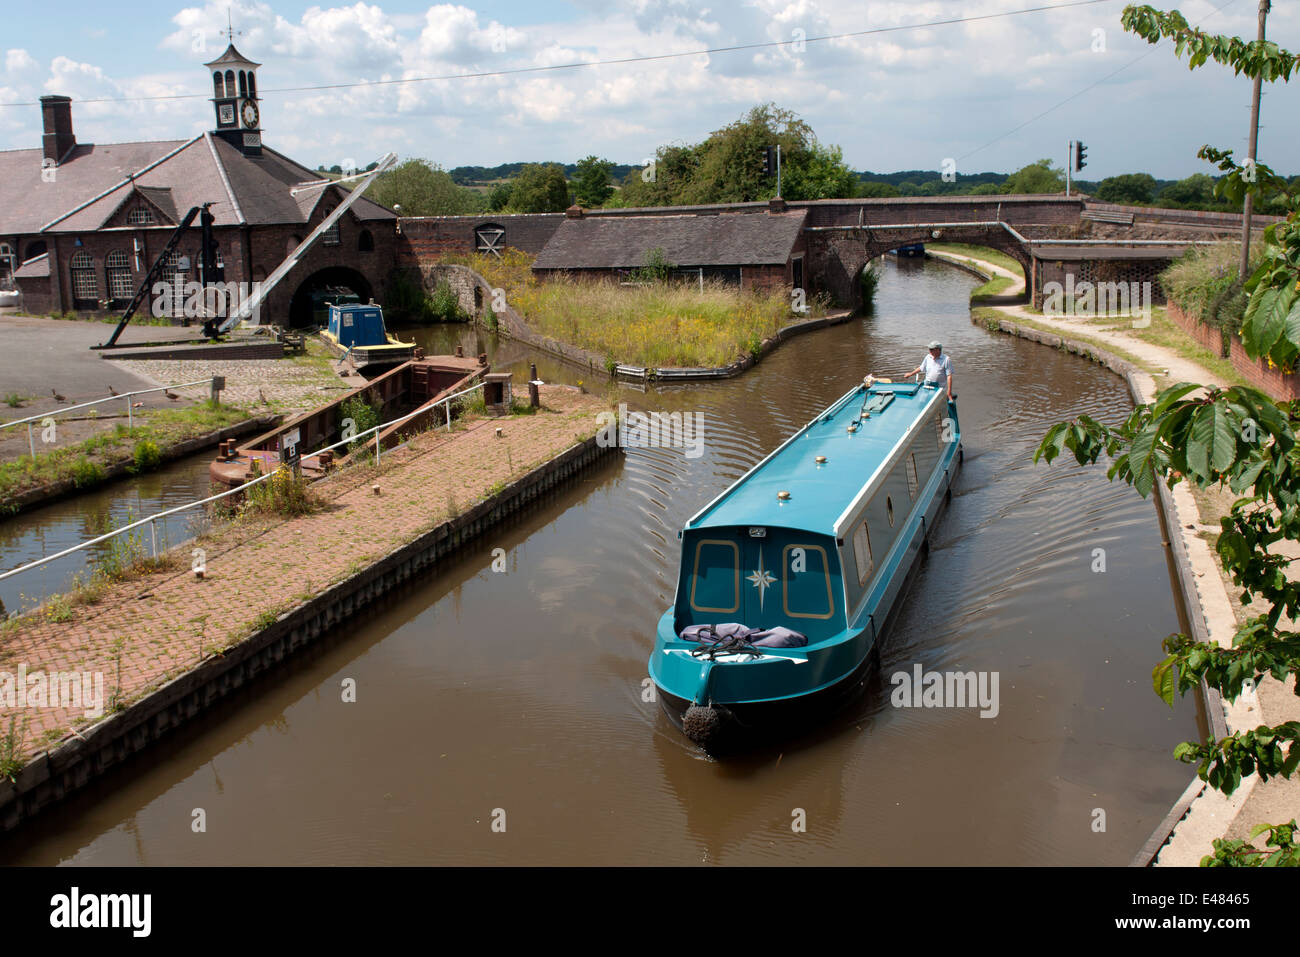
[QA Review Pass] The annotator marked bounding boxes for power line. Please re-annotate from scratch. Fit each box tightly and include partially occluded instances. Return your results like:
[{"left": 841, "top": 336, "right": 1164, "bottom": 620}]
[
  {"left": 959, "top": 0, "right": 1239, "bottom": 162},
  {"left": 1, "top": 0, "right": 1117, "bottom": 108}
]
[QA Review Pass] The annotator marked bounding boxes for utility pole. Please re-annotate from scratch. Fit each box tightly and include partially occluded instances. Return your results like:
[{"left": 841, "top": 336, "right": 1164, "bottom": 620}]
[{"left": 1239, "top": 0, "right": 1270, "bottom": 282}]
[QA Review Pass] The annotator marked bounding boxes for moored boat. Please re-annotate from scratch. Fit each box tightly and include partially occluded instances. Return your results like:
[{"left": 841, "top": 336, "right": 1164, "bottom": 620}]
[
  {"left": 648, "top": 376, "right": 962, "bottom": 749},
  {"left": 319, "top": 302, "right": 415, "bottom": 369}
]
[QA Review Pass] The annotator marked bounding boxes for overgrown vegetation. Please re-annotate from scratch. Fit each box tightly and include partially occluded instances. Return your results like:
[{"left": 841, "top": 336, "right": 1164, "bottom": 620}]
[
  {"left": 339, "top": 395, "right": 382, "bottom": 452},
  {"left": 244, "top": 464, "right": 319, "bottom": 517},
  {"left": 131, "top": 439, "right": 162, "bottom": 474},
  {"left": 1160, "top": 242, "right": 1262, "bottom": 346},
  {"left": 386, "top": 270, "right": 469, "bottom": 324},
  {"left": 440, "top": 249, "right": 822, "bottom": 369}
]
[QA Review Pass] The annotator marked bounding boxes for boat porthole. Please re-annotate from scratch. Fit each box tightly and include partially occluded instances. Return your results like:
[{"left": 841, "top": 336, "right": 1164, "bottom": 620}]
[{"left": 886, "top": 496, "right": 895, "bottom": 526}]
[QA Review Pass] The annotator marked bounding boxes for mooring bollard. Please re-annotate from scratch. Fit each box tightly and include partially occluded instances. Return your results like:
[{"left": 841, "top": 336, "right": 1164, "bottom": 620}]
[
  {"left": 211, "top": 375, "right": 226, "bottom": 407},
  {"left": 529, "top": 363, "right": 539, "bottom": 409}
]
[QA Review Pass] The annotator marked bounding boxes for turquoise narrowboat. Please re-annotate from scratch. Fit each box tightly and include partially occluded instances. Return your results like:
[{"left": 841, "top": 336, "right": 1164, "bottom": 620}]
[{"left": 649, "top": 376, "right": 962, "bottom": 748}]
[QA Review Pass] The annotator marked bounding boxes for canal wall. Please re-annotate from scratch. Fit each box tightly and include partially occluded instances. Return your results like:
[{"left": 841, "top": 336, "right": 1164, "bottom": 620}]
[
  {"left": 974, "top": 311, "right": 1257, "bottom": 867},
  {"left": 0, "top": 414, "right": 279, "bottom": 518},
  {"left": 0, "top": 396, "right": 615, "bottom": 831}
]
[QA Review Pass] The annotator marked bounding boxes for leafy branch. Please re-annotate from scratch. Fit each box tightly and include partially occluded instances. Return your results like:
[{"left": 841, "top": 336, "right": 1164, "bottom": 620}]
[{"left": 1121, "top": 5, "right": 1300, "bottom": 80}]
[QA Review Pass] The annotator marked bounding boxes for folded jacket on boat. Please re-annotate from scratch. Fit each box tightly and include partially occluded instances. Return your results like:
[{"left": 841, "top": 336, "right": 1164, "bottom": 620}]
[{"left": 678, "top": 622, "right": 808, "bottom": 648}]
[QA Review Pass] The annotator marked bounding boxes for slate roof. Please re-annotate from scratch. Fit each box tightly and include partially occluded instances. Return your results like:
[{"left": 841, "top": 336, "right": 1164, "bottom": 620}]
[
  {"left": 531, "top": 210, "right": 807, "bottom": 270},
  {"left": 13, "top": 253, "right": 49, "bottom": 278},
  {"left": 0, "top": 132, "right": 394, "bottom": 236}
]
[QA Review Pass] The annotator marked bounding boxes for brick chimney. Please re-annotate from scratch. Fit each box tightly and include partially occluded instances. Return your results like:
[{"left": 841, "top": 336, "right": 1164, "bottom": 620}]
[
  {"left": 565, "top": 204, "right": 584, "bottom": 219},
  {"left": 41, "top": 95, "right": 76, "bottom": 165}
]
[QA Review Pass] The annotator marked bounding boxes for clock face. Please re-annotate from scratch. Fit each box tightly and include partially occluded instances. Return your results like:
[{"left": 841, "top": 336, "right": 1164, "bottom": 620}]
[
  {"left": 241, "top": 99, "right": 259, "bottom": 129},
  {"left": 218, "top": 103, "right": 235, "bottom": 126}
]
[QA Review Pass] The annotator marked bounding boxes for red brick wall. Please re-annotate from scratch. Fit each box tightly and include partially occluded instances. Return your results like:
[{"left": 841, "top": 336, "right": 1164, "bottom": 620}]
[
  {"left": 1166, "top": 301, "right": 1300, "bottom": 400},
  {"left": 15, "top": 276, "right": 52, "bottom": 315},
  {"left": 396, "top": 214, "right": 564, "bottom": 266}
]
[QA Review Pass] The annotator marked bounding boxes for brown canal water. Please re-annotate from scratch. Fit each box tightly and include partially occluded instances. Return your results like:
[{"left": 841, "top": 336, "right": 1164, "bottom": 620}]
[{"left": 0, "top": 257, "right": 1202, "bottom": 865}]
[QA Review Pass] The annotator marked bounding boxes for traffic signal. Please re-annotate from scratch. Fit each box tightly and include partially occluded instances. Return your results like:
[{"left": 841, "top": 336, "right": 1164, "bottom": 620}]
[
  {"left": 761, "top": 146, "right": 774, "bottom": 176},
  {"left": 1075, "top": 141, "right": 1087, "bottom": 172}
]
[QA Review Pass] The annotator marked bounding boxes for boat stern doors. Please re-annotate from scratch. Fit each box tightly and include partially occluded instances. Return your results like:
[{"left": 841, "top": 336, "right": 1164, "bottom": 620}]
[{"left": 676, "top": 526, "right": 844, "bottom": 640}]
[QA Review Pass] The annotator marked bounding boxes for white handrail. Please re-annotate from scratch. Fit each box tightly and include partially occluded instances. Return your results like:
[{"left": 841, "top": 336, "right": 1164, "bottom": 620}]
[
  {"left": 1, "top": 378, "right": 216, "bottom": 429},
  {"left": 0, "top": 380, "right": 486, "bottom": 586}
]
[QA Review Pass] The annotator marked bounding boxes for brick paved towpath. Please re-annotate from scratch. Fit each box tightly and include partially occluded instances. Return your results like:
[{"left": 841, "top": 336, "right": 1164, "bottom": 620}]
[{"left": 0, "top": 385, "right": 610, "bottom": 764}]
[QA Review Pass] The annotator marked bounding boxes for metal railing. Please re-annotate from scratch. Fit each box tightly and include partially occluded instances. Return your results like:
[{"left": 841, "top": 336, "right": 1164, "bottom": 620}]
[
  {"left": 1, "top": 377, "right": 217, "bottom": 460},
  {"left": 0, "top": 380, "right": 485, "bottom": 587}
]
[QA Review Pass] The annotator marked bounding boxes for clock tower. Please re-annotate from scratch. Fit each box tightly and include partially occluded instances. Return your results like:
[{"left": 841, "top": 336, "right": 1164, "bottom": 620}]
[{"left": 206, "top": 42, "right": 262, "bottom": 157}]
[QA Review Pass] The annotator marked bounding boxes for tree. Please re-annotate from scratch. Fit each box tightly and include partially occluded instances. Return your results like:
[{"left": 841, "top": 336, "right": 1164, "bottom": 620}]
[
  {"left": 970, "top": 182, "right": 1002, "bottom": 196},
  {"left": 1000, "top": 159, "right": 1065, "bottom": 194},
  {"left": 572, "top": 155, "right": 615, "bottom": 208},
  {"left": 1158, "top": 173, "right": 1217, "bottom": 208},
  {"left": 507, "top": 163, "right": 571, "bottom": 213},
  {"left": 368, "top": 158, "right": 484, "bottom": 216},
  {"left": 614, "top": 104, "right": 857, "bottom": 207},
  {"left": 1034, "top": 4, "right": 1300, "bottom": 866},
  {"left": 487, "top": 182, "right": 513, "bottom": 212},
  {"left": 858, "top": 181, "right": 900, "bottom": 198},
  {"left": 1096, "top": 172, "right": 1158, "bottom": 205}
]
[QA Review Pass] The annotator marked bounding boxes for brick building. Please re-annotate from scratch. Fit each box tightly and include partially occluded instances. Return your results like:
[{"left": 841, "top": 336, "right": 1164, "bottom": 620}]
[
  {"left": 530, "top": 203, "right": 808, "bottom": 292},
  {"left": 0, "top": 44, "right": 396, "bottom": 327}
]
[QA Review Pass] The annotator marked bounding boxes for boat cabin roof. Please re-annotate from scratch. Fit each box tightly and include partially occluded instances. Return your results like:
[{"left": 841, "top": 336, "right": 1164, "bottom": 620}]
[{"left": 687, "top": 381, "right": 947, "bottom": 539}]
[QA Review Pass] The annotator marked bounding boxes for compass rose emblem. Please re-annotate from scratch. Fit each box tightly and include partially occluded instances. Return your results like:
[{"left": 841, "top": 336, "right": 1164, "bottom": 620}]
[{"left": 746, "top": 550, "right": 776, "bottom": 611}]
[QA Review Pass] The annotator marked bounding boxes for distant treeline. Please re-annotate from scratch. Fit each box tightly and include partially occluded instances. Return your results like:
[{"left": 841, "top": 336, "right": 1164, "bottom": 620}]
[{"left": 448, "top": 162, "right": 640, "bottom": 186}]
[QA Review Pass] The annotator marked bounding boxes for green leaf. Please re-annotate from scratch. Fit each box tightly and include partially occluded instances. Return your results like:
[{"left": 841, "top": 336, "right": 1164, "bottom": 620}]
[
  {"left": 1188, "top": 402, "right": 1236, "bottom": 479},
  {"left": 1153, "top": 656, "right": 1178, "bottom": 707}
]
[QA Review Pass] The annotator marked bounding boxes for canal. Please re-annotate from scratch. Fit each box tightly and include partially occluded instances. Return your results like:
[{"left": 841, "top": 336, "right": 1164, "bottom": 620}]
[{"left": 0, "top": 256, "right": 1201, "bottom": 864}]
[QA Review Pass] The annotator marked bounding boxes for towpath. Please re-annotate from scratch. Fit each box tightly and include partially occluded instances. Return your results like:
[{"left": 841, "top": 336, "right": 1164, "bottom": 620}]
[{"left": 948, "top": 251, "right": 1298, "bottom": 866}]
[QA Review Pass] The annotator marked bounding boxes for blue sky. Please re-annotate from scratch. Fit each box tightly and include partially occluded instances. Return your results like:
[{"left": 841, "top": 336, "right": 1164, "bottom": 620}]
[{"left": 1, "top": 0, "right": 1297, "bottom": 180}]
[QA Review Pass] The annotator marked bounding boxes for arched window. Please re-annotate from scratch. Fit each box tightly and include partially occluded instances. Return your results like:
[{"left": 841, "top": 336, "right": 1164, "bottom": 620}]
[
  {"left": 322, "top": 208, "right": 340, "bottom": 246},
  {"left": 126, "top": 206, "right": 154, "bottom": 226},
  {"left": 213, "top": 72, "right": 223, "bottom": 98},
  {"left": 475, "top": 224, "right": 505, "bottom": 258},
  {"left": 358, "top": 230, "right": 374, "bottom": 252},
  {"left": 224, "top": 70, "right": 235, "bottom": 97},
  {"left": 70, "top": 250, "right": 97, "bottom": 305},
  {"left": 247, "top": 73, "right": 256, "bottom": 98},
  {"left": 105, "top": 250, "right": 134, "bottom": 304},
  {"left": 238, "top": 71, "right": 248, "bottom": 98}
]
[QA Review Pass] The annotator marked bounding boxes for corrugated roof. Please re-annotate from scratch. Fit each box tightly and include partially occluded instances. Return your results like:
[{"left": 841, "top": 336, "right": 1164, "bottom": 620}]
[{"left": 532, "top": 209, "right": 807, "bottom": 270}]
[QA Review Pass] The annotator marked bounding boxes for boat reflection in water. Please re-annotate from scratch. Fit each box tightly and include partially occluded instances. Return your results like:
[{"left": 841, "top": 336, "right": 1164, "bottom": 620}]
[{"left": 649, "top": 376, "right": 962, "bottom": 751}]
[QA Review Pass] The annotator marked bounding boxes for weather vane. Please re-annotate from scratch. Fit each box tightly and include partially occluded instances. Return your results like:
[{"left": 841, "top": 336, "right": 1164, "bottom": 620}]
[{"left": 223, "top": 7, "right": 241, "bottom": 45}]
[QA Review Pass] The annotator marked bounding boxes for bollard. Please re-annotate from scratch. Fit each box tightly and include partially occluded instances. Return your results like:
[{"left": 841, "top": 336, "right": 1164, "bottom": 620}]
[
  {"left": 211, "top": 375, "right": 226, "bottom": 407},
  {"left": 529, "top": 363, "right": 539, "bottom": 409}
]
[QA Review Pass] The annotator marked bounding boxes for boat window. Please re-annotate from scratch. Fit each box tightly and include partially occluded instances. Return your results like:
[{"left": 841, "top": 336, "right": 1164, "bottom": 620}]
[
  {"left": 853, "top": 522, "right": 873, "bottom": 586},
  {"left": 906, "top": 453, "right": 919, "bottom": 500},
  {"left": 886, "top": 496, "right": 895, "bottom": 527},
  {"left": 782, "top": 545, "right": 834, "bottom": 620},
  {"left": 689, "top": 539, "right": 739, "bottom": 614}
]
